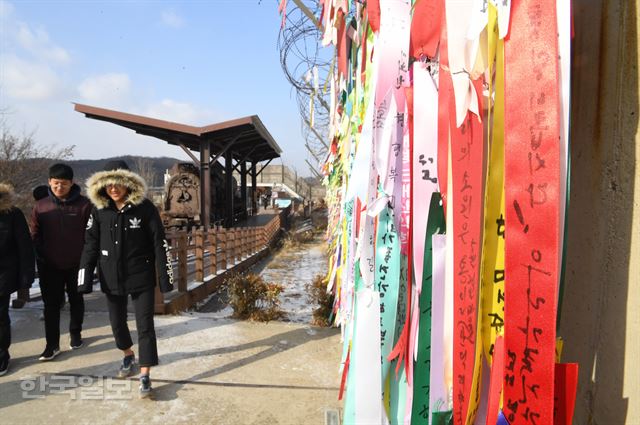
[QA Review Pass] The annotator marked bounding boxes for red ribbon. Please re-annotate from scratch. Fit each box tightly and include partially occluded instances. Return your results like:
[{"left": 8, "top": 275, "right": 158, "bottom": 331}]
[
  {"left": 436, "top": 0, "right": 449, "bottom": 215},
  {"left": 337, "top": 10, "right": 348, "bottom": 79},
  {"left": 486, "top": 336, "right": 506, "bottom": 425},
  {"left": 451, "top": 78, "right": 484, "bottom": 425},
  {"left": 338, "top": 348, "right": 351, "bottom": 401},
  {"left": 553, "top": 363, "right": 579, "bottom": 425},
  {"left": 410, "top": 0, "right": 443, "bottom": 59},
  {"left": 503, "top": 0, "right": 561, "bottom": 423},
  {"left": 367, "top": 0, "right": 381, "bottom": 33}
]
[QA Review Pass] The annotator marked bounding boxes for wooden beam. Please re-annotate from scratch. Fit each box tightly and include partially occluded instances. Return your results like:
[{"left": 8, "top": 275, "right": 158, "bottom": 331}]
[
  {"left": 233, "top": 146, "right": 258, "bottom": 173},
  {"left": 256, "top": 158, "right": 274, "bottom": 177},
  {"left": 177, "top": 141, "right": 200, "bottom": 167},
  {"left": 247, "top": 154, "right": 270, "bottom": 174},
  {"left": 209, "top": 130, "right": 248, "bottom": 166}
]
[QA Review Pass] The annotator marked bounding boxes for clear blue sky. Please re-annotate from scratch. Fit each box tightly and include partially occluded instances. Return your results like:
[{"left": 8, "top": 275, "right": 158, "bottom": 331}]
[{"left": 0, "top": 0, "right": 317, "bottom": 176}]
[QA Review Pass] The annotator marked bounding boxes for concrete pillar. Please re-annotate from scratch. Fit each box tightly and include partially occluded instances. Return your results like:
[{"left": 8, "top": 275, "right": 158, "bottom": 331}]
[{"left": 561, "top": 1, "right": 639, "bottom": 423}]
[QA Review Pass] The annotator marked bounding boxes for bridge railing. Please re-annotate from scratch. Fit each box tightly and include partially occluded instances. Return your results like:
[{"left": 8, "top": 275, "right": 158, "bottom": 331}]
[{"left": 153, "top": 212, "right": 284, "bottom": 313}]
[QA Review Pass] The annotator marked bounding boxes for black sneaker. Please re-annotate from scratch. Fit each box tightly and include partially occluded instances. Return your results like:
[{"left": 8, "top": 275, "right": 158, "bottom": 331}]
[
  {"left": 69, "top": 334, "right": 83, "bottom": 350},
  {"left": 139, "top": 375, "right": 152, "bottom": 398},
  {"left": 0, "top": 355, "right": 9, "bottom": 376},
  {"left": 117, "top": 354, "right": 136, "bottom": 378},
  {"left": 38, "top": 346, "right": 60, "bottom": 361}
]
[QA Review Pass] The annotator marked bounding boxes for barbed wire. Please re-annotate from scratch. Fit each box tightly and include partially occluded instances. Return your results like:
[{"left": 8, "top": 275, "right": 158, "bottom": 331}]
[{"left": 277, "top": 0, "right": 333, "bottom": 169}]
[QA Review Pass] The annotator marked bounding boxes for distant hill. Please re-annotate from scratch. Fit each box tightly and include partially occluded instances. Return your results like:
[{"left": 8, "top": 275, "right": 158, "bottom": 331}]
[{"left": 66, "top": 155, "right": 182, "bottom": 187}]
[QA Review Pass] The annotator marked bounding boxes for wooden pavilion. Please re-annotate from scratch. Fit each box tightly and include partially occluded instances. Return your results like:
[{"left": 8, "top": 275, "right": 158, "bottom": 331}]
[{"left": 74, "top": 103, "right": 282, "bottom": 229}]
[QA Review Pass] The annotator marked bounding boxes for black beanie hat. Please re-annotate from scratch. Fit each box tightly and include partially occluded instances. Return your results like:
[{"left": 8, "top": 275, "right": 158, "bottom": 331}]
[
  {"left": 33, "top": 185, "right": 49, "bottom": 201},
  {"left": 103, "top": 160, "right": 130, "bottom": 171},
  {"left": 49, "top": 163, "right": 74, "bottom": 180}
]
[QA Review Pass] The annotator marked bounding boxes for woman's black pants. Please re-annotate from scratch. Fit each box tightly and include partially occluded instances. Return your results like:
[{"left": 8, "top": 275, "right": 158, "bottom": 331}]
[{"left": 105, "top": 288, "right": 158, "bottom": 367}]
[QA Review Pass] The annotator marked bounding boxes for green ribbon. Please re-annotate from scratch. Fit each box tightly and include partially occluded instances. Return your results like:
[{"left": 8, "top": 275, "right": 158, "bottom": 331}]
[
  {"left": 375, "top": 205, "right": 401, "bottom": 412},
  {"left": 411, "top": 192, "right": 446, "bottom": 424},
  {"left": 390, "top": 255, "right": 409, "bottom": 424},
  {"left": 432, "top": 410, "right": 453, "bottom": 425}
]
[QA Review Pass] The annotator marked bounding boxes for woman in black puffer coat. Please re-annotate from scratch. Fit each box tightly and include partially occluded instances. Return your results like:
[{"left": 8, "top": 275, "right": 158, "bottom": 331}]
[
  {"left": 78, "top": 161, "right": 173, "bottom": 398},
  {"left": 0, "top": 183, "right": 35, "bottom": 375}
]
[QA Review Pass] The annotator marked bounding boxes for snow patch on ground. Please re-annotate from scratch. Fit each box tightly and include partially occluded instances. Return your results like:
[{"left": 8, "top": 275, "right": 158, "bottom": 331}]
[{"left": 258, "top": 238, "right": 327, "bottom": 324}]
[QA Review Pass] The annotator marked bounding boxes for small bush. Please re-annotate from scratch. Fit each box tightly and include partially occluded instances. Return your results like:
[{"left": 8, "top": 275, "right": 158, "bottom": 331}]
[
  {"left": 279, "top": 230, "right": 316, "bottom": 250},
  {"left": 226, "top": 273, "right": 285, "bottom": 322},
  {"left": 280, "top": 234, "right": 300, "bottom": 250},
  {"left": 307, "top": 274, "right": 335, "bottom": 327}
]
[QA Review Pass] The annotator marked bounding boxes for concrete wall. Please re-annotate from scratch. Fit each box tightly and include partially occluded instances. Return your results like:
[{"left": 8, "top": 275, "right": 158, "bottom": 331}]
[
  {"left": 257, "top": 165, "right": 317, "bottom": 200},
  {"left": 560, "top": 1, "right": 640, "bottom": 423}
]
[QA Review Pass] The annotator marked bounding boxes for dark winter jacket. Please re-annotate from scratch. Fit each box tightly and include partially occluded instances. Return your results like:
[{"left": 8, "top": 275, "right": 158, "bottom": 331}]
[
  {"left": 30, "top": 184, "right": 92, "bottom": 270},
  {"left": 0, "top": 184, "right": 35, "bottom": 296},
  {"left": 78, "top": 169, "right": 174, "bottom": 295}
]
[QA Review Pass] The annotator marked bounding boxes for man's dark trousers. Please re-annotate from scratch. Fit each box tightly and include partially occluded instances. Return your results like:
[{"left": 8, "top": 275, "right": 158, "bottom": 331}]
[
  {"left": 39, "top": 265, "right": 84, "bottom": 349},
  {"left": 0, "top": 294, "right": 10, "bottom": 360}
]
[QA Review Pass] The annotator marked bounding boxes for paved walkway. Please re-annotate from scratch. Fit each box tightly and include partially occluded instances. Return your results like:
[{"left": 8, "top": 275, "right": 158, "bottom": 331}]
[{"left": 0, "top": 293, "right": 342, "bottom": 424}]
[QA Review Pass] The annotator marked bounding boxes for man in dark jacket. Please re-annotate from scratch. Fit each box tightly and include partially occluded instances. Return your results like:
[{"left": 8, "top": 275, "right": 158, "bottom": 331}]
[
  {"left": 30, "top": 164, "right": 92, "bottom": 361},
  {"left": 0, "top": 183, "right": 35, "bottom": 375},
  {"left": 78, "top": 160, "right": 173, "bottom": 398}
]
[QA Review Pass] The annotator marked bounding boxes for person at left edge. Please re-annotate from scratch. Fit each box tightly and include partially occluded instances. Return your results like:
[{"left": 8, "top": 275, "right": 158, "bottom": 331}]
[
  {"left": 30, "top": 164, "right": 92, "bottom": 361},
  {"left": 0, "top": 183, "right": 35, "bottom": 376}
]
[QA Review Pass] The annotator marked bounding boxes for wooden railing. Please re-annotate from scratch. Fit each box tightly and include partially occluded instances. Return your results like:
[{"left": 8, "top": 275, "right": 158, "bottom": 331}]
[
  {"left": 153, "top": 212, "right": 283, "bottom": 313},
  {"left": 154, "top": 212, "right": 283, "bottom": 313}
]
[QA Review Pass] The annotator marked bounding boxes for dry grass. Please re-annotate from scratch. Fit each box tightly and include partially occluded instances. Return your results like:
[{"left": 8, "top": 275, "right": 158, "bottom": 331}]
[
  {"left": 306, "top": 274, "right": 335, "bottom": 327},
  {"left": 225, "top": 273, "right": 285, "bottom": 322}
]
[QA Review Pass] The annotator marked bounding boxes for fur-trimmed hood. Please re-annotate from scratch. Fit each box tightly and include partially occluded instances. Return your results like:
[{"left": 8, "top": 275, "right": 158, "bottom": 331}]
[
  {"left": 0, "top": 183, "right": 14, "bottom": 213},
  {"left": 86, "top": 169, "right": 147, "bottom": 209}
]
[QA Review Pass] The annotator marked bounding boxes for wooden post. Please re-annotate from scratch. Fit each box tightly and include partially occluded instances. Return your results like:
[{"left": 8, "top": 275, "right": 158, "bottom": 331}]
[
  {"left": 254, "top": 227, "right": 258, "bottom": 253},
  {"left": 251, "top": 228, "right": 257, "bottom": 255},
  {"left": 227, "top": 228, "right": 235, "bottom": 267},
  {"left": 234, "top": 228, "right": 240, "bottom": 263},
  {"left": 225, "top": 150, "right": 234, "bottom": 228},
  {"left": 219, "top": 228, "right": 227, "bottom": 271},
  {"left": 177, "top": 233, "right": 188, "bottom": 292},
  {"left": 261, "top": 225, "right": 267, "bottom": 247},
  {"left": 241, "top": 161, "right": 247, "bottom": 218},
  {"left": 201, "top": 140, "right": 211, "bottom": 230},
  {"left": 195, "top": 229, "right": 204, "bottom": 282},
  {"left": 245, "top": 228, "right": 251, "bottom": 256},
  {"left": 154, "top": 284, "right": 165, "bottom": 314},
  {"left": 241, "top": 227, "right": 248, "bottom": 259},
  {"left": 251, "top": 160, "right": 257, "bottom": 216},
  {"left": 208, "top": 229, "right": 217, "bottom": 276}
]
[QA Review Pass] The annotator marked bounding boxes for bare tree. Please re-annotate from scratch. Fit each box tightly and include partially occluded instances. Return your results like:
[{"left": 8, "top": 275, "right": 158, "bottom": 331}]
[
  {"left": 0, "top": 118, "right": 75, "bottom": 212},
  {"left": 133, "top": 157, "right": 156, "bottom": 187}
]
